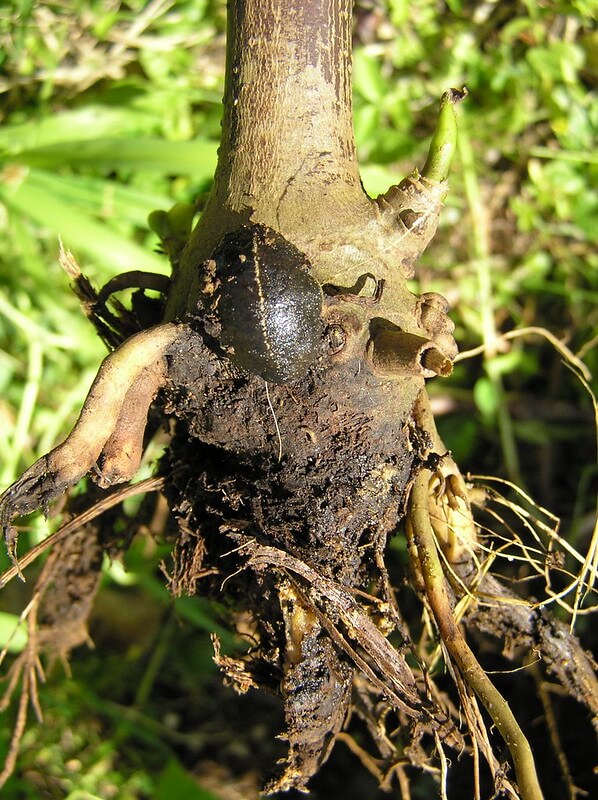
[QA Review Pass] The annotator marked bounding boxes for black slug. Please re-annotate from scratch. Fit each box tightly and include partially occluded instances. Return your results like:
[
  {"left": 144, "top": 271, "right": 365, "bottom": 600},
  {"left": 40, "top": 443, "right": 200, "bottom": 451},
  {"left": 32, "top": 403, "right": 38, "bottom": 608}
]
[{"left": 203, "top": 224, "right": 323, "bottom": 383}]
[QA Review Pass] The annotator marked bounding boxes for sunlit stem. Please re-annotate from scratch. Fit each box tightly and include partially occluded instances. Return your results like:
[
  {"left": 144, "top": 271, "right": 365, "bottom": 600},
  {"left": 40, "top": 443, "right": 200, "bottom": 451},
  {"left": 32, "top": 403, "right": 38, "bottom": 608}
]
[{"left": 408, "top": 470, "right": 544, "bottom": 800}]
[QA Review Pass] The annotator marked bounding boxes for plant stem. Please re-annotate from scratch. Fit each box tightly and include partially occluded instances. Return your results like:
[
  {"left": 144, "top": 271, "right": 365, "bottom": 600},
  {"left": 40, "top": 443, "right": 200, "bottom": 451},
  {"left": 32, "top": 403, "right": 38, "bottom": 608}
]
[
  {"left": 170, "top": 0, "right": 372, "bottom": 318},
  {"left": 408, "top": 470, "right": 544, "bottom": 800}
]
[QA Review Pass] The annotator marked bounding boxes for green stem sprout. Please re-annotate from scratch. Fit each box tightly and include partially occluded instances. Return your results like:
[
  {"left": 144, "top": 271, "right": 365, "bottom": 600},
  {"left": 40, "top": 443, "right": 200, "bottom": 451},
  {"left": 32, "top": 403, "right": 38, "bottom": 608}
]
[{"left": 422, "top": 88, "right": 468, "bottom": 182}]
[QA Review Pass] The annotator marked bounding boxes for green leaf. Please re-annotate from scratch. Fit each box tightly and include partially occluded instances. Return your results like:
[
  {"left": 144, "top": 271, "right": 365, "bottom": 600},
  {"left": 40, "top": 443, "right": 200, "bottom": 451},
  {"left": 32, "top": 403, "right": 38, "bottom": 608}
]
[
  {"left": 473, "top": 377, "right": 498, "bottom": 419},
  {"left": 0, "top": 107, "right": 159, "bottom": 154},
  {"left": 0, "top": 611, "right": 28, "bottom": 653},
  {"left": 487, "top": 350, "right": 529, "bottom": 378},
  {"left": 0, "top": 170, "right": 166, "bottom": 275},
  {"left": 359, "top": 164, "right": 396, "bottom": 196},
  {"left": 155, "top": 760, "right": 219, "bottom": 800},
  {"left": 12, "top": 137, "right": 218, "bottom": 179},
  {"left": 353, "top": 49, "right": 388, "bottom": 104},
  {"left": 526, "top": 42, "right": 585, "bottom": 86},
  {"left": 174, "top": 595, "right": 236, "bottom": 644},
  {"left": 437, "top": 415, "right": 480, "bottom": 464},
  {"left": 25, "top": 169, "right": 171, "bottom": 229}
]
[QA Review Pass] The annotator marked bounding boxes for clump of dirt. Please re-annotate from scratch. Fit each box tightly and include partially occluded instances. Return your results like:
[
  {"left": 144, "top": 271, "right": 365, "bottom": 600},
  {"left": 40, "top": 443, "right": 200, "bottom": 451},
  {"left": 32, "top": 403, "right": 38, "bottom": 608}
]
[{"left": 159, "top": 318, "right": 440, "bottom": 791}]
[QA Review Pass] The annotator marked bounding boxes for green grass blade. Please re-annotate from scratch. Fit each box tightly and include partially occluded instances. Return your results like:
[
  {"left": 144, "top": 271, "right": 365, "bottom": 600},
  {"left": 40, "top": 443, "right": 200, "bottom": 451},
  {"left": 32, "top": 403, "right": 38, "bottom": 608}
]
[
  {"left": 26, "top": 169, "right": 171, "bottom": 228},
  {"left": 13, "top": 137, "right": 218, "bottom": 178},
  {"left": 0, "top": 172, "right": 167, "bottom": 275},
  {"left": 0, "top": 106, "right": 160, "bottom": 154}
]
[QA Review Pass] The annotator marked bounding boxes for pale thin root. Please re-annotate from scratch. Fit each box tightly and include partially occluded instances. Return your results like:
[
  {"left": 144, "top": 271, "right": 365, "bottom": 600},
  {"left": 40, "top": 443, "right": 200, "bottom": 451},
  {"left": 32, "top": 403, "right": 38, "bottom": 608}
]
[
  {"left": 0, "top": 596, "right": 37, "bottom": 669},
  {"left": 0, "top": 666, "right": 30, "bottom": 789},
  {"left": 469, "top": 476, "right": 598, "bottom": 620},
  {"left": 336, "top": 732, "right": 385, "bottom": 785},
  {"left": 0, "top": 595, "right": 42, "bottom": 790},
  {"left": 408, "top": 470, "right": 544, "bottom": 800},
  {"left": 531, "top": 663, "right": 580, "bottom": 800},
  {"left": 454, "top": 326, "right": 591, "bottom": 382},
  {"left": 456, "top": 325, "right": 597, "bottom": 628}
]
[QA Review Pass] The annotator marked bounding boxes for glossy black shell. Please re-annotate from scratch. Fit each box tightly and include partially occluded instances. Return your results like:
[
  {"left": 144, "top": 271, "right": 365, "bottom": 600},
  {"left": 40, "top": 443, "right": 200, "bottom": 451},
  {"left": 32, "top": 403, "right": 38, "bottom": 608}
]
[{"left": 209, "top": 225, "right": 323, "bottom": 384}]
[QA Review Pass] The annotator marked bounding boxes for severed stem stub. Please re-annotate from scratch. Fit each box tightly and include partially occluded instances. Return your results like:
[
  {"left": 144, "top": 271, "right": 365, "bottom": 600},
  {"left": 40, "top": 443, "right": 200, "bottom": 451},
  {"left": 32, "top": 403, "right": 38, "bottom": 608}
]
[{"left": 0, "top": 323, "right": 182, "bottom": 577}]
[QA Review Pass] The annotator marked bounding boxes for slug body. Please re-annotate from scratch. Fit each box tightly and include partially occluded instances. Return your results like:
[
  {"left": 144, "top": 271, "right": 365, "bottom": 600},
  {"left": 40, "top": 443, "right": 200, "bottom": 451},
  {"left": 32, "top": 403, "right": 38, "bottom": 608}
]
[{"left": 202, "top": 224, "right": 323, "bottom": 383}]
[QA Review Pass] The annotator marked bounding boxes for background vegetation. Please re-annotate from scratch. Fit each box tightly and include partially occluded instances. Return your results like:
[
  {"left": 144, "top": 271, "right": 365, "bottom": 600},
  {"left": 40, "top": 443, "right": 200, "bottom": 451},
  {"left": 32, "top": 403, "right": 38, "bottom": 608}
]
[{"left": 0, "top": 1, "right": 596, "bottom": 798}]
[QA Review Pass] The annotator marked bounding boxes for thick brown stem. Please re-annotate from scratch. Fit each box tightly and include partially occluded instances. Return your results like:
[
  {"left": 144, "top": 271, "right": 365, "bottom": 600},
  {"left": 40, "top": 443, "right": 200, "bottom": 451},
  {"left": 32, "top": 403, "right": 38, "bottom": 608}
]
[
  {"left": 169, "top": 0, "right": 376, "bottom": 317},
  {"left": 214, "top": 0, "right": 363, "bottom": 222},
  {"left": 168, "top": 0, "right": 455, "bottom": 370}
]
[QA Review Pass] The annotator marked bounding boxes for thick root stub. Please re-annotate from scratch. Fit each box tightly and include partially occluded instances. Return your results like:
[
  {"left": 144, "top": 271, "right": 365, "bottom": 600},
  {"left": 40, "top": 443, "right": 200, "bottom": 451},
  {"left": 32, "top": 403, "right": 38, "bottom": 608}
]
[{"left": 0, "top": 323, "right": 181, "bottom": 570}]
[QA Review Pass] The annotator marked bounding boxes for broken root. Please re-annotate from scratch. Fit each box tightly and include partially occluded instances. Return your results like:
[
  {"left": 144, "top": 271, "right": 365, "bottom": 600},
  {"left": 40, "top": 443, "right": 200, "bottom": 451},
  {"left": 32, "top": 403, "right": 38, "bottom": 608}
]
[{"left": 0, "top": 323, "right": 181, "bottom": 571}]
